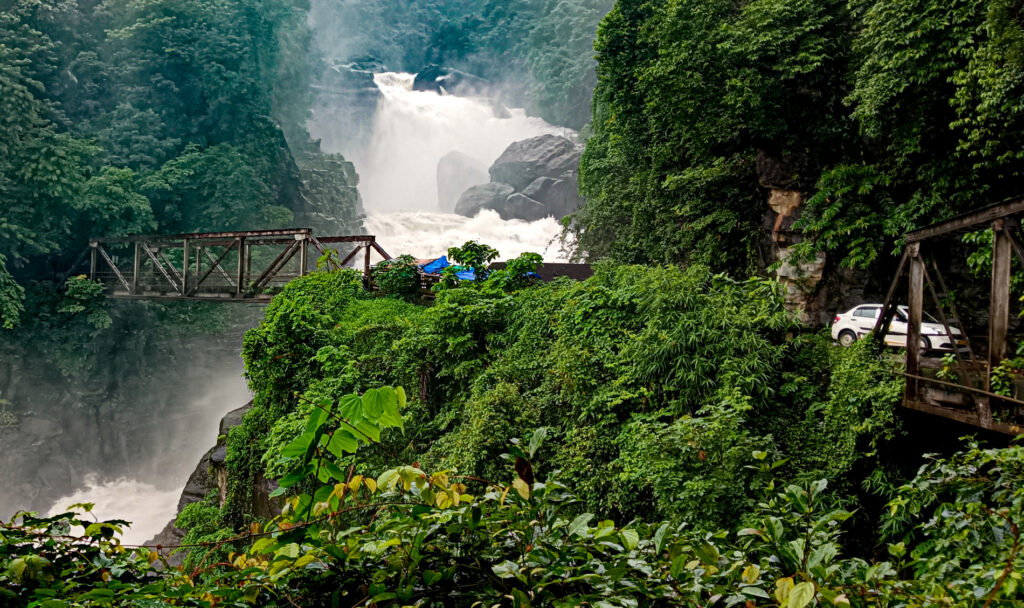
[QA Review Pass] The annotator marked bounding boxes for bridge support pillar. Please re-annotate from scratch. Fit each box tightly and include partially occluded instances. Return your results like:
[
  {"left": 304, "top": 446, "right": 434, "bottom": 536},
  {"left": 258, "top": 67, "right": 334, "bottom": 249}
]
[
  {"left": 906, "top": 243, "right": 924, "bottom": 401},
  {"left": 989, "top": 219, "right": 1012, "bottom": 390},
  {"left": 182, "top": 239, "right": 191, "bottom": 296}
]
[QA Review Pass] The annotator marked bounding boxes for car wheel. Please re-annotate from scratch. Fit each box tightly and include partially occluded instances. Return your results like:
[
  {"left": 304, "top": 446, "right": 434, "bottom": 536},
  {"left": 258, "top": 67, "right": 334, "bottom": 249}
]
[
  {"left": 838, "top": 330, "right": 857, "bottom": 347},
  {"left": 920, "top": 336, "right": 931, "bottom": 351}
]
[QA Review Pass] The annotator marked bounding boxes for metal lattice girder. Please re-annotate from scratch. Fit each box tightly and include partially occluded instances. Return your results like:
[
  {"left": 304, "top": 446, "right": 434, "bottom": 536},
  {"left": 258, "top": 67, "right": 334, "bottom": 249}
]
[
  {"left": 87, "top": 228, "right": 389, "bottom": 302},
  {"left": 873, "top": 198, "right": 1024, "bottom": 435}
]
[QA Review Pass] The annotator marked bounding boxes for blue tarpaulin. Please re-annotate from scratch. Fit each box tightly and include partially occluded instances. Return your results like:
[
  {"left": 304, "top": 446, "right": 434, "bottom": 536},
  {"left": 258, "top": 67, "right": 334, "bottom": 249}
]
[
  {"left": 421, "top": 256, "right": 449, "bottom": 274},
  {"left": 420, "top": 256, "right": 477, "bottom": 281}
]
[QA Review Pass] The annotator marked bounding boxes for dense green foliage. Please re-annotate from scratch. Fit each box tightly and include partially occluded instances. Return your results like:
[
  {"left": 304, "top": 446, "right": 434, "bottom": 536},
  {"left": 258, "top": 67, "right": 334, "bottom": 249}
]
[
  {"left": 311, "top": 0, "right": 614, "bottom": 129},
  {"left": 574, "top": 0, "right": 1024, "bottom": 272},
  {"left": 5, "top": 394, "right": 1021, "bottom": 606},
  {"left": 0, "top": 0, "right": 362, "bottom": 331},
  {"left": 373, "top": 255, "right": 422, "bottom": 302},
  {"left": 224, "top": 264, "right": 903, "bottom": 535}
]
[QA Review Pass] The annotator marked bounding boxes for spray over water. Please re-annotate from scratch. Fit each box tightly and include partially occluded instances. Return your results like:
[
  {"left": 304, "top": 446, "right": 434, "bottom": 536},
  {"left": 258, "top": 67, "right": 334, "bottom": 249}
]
[{"left": 311, "top": 73, "right": 575, "bottom": 261}]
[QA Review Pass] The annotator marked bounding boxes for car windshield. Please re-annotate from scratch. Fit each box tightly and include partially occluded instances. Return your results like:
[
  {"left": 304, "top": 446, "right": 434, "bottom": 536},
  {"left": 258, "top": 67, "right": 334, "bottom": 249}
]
[{"left": 896, "top": 307, "right": 940, "bottom": 324}]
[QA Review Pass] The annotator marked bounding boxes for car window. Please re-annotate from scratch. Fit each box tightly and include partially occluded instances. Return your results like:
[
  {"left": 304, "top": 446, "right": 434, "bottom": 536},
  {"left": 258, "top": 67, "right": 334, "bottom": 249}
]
[{"left": 854, "top": 307, "right": 880, "bottom": 319}]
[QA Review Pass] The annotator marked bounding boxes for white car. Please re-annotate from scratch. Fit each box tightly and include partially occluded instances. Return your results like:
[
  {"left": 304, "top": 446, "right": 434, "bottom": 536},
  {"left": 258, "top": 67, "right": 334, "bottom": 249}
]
[{"left": 831, "top": 304, "right": 965, "bottom": 351}]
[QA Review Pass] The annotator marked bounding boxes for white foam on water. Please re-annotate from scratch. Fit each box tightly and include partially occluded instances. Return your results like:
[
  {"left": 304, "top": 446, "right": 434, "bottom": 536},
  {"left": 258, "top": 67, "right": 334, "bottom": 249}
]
[
  {"left": 364, "top": 210, "right": 571, "bottom": 262},
  {"left": 47, "top": 475, "right": 181, "bottom": 546},
  {"left": 347, "top": 72, "right": 572, "bottom": 213}
]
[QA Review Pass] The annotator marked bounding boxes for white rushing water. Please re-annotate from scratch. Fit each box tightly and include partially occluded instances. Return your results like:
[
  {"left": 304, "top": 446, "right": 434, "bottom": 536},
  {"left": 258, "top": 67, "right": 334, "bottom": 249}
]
[
  {"left": 42, "top": 372, "right": 250, "bottom": 545},
  {"left": 312, "top": 72, "right": 574, "bottom": 260},
  {"left": 47, "top": 477, "right": 182, "bottom": 545},
  {"left": 365, "top": 210, "right": 570, "bottom": 262}
]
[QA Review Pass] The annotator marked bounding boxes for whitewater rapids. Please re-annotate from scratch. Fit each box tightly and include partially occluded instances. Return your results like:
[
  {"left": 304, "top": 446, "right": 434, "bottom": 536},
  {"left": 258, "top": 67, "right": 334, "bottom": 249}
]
[{"left": 311, "top": 72, "right": 578, "bottom": 261}]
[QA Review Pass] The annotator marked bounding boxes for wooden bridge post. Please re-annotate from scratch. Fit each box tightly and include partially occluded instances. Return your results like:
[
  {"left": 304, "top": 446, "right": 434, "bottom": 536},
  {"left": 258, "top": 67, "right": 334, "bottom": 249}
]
[
  {"left": 89, "top": 243, "right": 97, "bottom": 280},
  {"left": 236, "top": 237, "right": 246, "bottom": 297},
  {"left": 181, "top": 238, "right": 191, "bottom": 296},
  {"left": 299, "top": 237, "right": 308, "bottom": 277},
  {"left": 906, "top": 243, "right": 924, "bottom": 400},
  {"left": 989, "top": 219, "right": 1012, "bottom": 389},
  {"left": 132, "top": 241, "right": 141, "bottom": 296}
]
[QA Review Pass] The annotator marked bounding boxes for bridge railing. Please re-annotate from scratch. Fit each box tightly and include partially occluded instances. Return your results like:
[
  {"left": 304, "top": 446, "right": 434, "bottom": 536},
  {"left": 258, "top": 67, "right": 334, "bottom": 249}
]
[{"left": 86, "top": 229, "right": 390, "bottom": 302}]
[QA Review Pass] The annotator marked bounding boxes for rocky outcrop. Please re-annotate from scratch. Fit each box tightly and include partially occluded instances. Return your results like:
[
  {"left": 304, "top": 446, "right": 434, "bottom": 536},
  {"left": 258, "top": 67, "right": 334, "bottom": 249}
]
[
  {"left": 488, "top": 135, "right": 582, "bottom": 191},
  {"left": 453, "top": 134, "right": 585, "bottom": 222},
  {"left": 437, "top": 152, "right": 489, "bottom": 212},
  {"left": 147, "top": 402, "right": 274, "bottom": 565},
  {"left": 413, "top": 65, "right": 490, "bottom": 96},
  {"left": 454, "top": 183, "right": 516, "bottom": 217}
]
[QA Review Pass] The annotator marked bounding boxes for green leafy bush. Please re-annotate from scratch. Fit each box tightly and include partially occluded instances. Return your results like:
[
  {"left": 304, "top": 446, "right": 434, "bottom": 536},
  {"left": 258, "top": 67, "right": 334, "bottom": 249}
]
[{"left": 372, "top": 255, "right": 421, "bottom": 301}]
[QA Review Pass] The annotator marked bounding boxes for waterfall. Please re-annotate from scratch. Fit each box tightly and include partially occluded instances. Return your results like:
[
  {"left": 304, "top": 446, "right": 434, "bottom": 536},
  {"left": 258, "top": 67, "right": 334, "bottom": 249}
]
[{"left": 310, "top": 72, "right": 574, "bottom": 262}]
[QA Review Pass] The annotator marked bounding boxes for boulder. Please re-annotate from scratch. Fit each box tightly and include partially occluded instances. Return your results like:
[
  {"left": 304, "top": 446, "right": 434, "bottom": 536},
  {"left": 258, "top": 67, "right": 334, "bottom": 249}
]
[
  {"left": 413, "top": 65, "right": 490, "bottom": 96},
  {"left": 454, "top": 183, "right": 515, "bottom": 218},
  {"left": 437, "top": 152, "right": 489, "bottom": 212},
  {"left": 522, "top": 177, "right": 584, "bottom": 218},
  {"left": 494, "top": 193, "right": 549, "bottom": 222},
  {"left": 489, "top": 134, "right": 582, "bottom": 191}
]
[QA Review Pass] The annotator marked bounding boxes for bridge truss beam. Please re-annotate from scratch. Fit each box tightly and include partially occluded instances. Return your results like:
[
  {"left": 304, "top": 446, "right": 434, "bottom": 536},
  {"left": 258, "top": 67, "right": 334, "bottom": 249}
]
[
  {"left": 86, "top": 229, "right": 390, "bottom": 302},
  {"left": 874, "top": 199, "right": 1024, "bottom": 435}
]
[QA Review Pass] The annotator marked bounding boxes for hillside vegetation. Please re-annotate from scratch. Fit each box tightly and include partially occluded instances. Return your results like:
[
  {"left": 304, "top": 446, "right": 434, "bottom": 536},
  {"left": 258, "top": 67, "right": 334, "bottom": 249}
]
[
  {"left": 574, "top": 0, "right": 1024, "bottom": 272},
  {"left": 2, "top": 0, "right": 1024, "bottom": 605}
]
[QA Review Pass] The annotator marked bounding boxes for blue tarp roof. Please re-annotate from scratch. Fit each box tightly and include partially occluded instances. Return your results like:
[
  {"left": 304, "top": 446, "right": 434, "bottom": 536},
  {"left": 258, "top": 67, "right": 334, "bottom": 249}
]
[{"left": 420, "top": 256, "right": 476, "bottom": 281}]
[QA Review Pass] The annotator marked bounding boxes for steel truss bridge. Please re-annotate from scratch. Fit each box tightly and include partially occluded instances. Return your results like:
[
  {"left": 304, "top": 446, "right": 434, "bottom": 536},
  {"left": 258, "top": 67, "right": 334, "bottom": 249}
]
[
  {"left": 874, "top": 199, "right": 1024, "bottom": 435},
  {"left": 81, "top": 229, "right": 391, "bottom": 303}
]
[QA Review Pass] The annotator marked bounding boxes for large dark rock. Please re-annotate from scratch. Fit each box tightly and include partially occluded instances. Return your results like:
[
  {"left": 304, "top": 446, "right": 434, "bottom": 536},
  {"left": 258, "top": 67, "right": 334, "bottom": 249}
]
[
  {"left": 522, "top": 177, "right": 584, "bottom": 218},
  {"left": 489, "top": 134, "right": 583, "bottom": 191},
  {"left": 451, "top": 135, "right": 586, "bottom": 221},
  {"left": 413, "top": 65, "right": 490, "bottom": 96},
  {"left": 454, "top": 183, "right": 515, "bottom": 217},
  {"left": 437, "top": 152, "right": 489, "bottom": 212}
]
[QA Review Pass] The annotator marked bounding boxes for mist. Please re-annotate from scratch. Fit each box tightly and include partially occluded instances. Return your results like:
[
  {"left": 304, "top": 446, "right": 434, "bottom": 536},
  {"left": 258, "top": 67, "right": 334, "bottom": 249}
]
[{"left": 0, "top": 331, "right": 251, "bottom": 539}]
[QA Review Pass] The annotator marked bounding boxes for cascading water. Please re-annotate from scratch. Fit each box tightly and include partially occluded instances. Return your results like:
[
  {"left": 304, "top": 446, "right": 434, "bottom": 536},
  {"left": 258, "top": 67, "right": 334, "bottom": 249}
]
[{"left": 312, "top": 72, "right": 575, "bottom": 261}]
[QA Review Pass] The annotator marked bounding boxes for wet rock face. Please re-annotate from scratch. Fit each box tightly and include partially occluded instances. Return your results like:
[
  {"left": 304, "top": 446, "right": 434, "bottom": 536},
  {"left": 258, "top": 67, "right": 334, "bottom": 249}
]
[
  {"left": 437, "top": 152, "right": 488, "bottom": 212},
  {"left": 452, "top": 134, "right": 585, "bottom": 222},
  {"left": 489, "top": 134, "right": 582, "bottom": 191},
  {"left": 413, "top": 65, "right": 490, "bottom": 96},
  {"left": 147, "top": 402, "right": 268, "bottom": 565},
  {"left": 454, "top": 183, "right": 516, "bottom": 217}
]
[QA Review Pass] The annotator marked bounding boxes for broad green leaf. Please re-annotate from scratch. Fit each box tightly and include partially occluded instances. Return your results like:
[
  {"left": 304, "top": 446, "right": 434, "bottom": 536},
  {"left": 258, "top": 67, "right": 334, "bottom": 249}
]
[
  {"left": 396, "top": 386, "right": 407, "bottom": 409},
  {"left": 527, "top": 427, "right": 548, "bottom": 459},
  {"left": 355, "top": 419, "right": 382, "bottom": 443},
  {"left": 378, "top": 469, "right": 400, "bottom": 491},
  {"left": 567, "top": 513, "right": 593, "bottom": 538},
  {"left": 326, "top": 431, "right": 359, "bottom": 459},
  {"left": 362, "top": 388, "right": 384, "bottom": 419},
  {"left": 281, "top": 432, "right": 315, "bottom": 458},
  {"left": 339, "top": 394, "right": 362, "bottom": 421},
  {"left": 324, "top": 460, "right": 347, "bottom": 482},
  {"left": 653, "top": 523, "right": 669, "bottom": 553},
  {"left": 423, "top": 570, "right": 442, "bottom": 585},
  {"left": 274, "top": 543, "right": 300, "bottom": 559},
  {"left": 492, "top": 560, "right": 519, "bottom": 579},
  {"left": 305, "top": 401, "right": 330, "bottom": 434},
  {"left": 788, "top": 582, "right": 815, "bottom": 608},
  {"left": 694, "top": 539, "right": 719, "bottom": 565},
  {"left": 293, "top": 554, "right": 317, "bottom": 569},
  {"left": 620, "top": 528, "right": 639, "bottom": 551}
]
